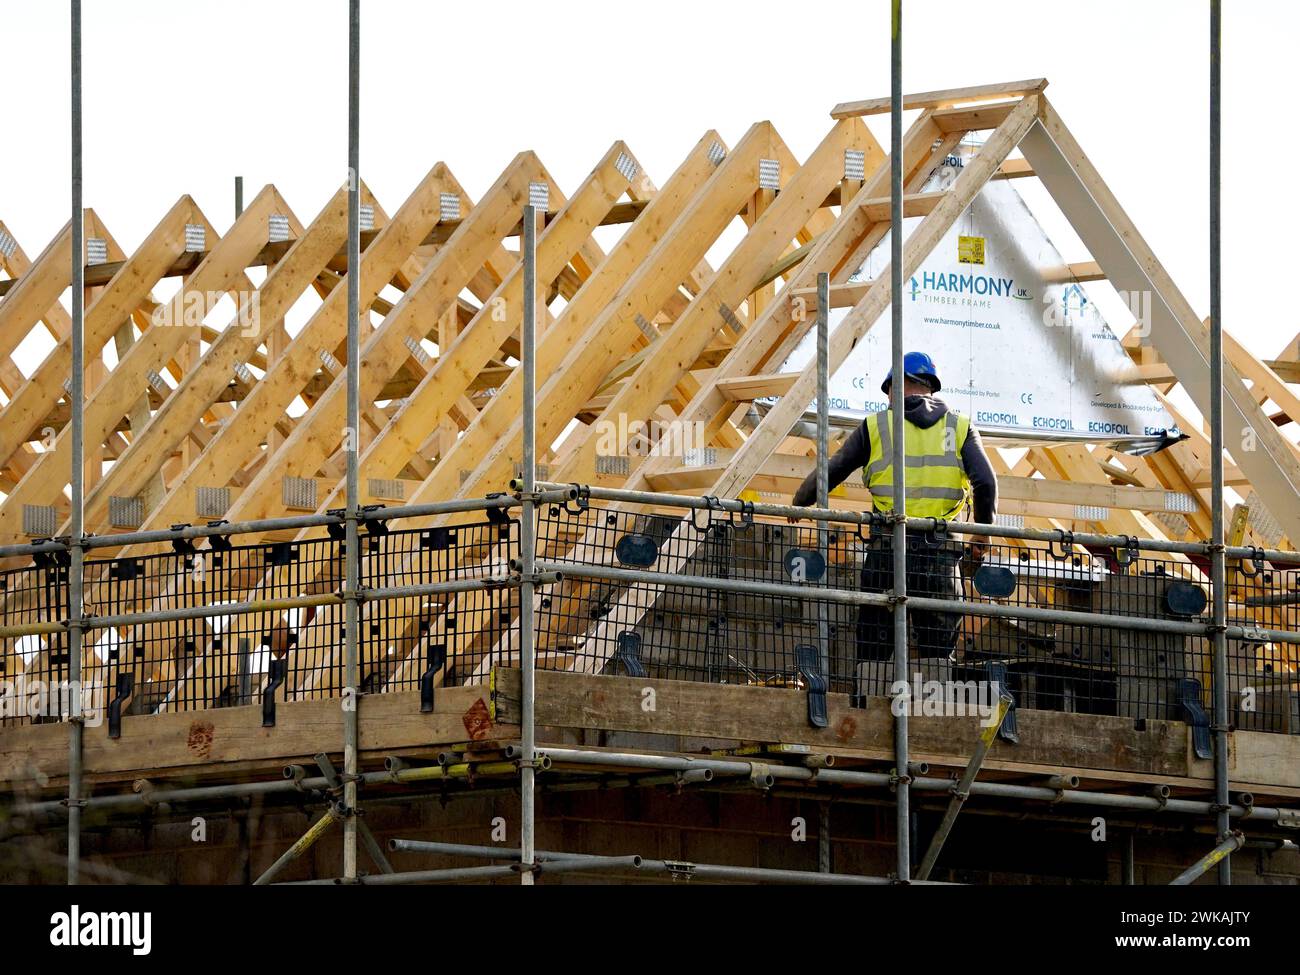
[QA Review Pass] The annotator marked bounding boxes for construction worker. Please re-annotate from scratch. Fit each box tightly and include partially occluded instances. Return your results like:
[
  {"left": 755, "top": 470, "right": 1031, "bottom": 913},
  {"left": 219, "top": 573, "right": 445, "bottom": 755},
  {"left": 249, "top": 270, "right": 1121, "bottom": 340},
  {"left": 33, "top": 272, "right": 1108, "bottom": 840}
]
[{"left": 791, "top": 351, "right": 998, "bottom": 696}]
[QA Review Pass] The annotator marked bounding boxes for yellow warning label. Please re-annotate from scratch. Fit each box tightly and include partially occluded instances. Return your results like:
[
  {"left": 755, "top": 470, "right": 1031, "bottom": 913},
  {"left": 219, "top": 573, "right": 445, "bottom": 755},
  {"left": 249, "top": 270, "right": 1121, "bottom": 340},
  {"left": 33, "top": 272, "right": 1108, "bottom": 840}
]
[{"left": 958, "top": 235, "right": 985, "bottom": 265}]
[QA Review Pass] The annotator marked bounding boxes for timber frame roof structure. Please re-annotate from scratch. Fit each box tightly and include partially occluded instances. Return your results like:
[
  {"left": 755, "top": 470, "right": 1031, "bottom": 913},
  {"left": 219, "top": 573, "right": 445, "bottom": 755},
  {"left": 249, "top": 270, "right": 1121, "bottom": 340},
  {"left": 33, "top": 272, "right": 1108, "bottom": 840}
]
[{"left": 0, "top": 78, "right": 1298, "bottom": 684}]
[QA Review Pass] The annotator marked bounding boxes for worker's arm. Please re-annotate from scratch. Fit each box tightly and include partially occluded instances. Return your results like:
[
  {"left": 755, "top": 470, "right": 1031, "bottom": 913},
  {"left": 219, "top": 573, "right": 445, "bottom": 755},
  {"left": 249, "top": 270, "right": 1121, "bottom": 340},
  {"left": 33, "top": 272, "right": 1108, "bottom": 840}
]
[
  {"left": 791, "top": 420, "right": 870, "bottom": 508},
  {"left": 961, "top": 425, "right": 998, "bottom": 524}
]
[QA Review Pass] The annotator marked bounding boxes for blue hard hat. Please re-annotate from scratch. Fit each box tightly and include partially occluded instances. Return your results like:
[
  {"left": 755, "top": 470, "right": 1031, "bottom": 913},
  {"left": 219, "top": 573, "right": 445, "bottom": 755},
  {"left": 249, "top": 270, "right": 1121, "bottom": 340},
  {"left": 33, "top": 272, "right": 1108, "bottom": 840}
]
[{"left": 881, "top": 351, "right": 941, "bottom": 394}]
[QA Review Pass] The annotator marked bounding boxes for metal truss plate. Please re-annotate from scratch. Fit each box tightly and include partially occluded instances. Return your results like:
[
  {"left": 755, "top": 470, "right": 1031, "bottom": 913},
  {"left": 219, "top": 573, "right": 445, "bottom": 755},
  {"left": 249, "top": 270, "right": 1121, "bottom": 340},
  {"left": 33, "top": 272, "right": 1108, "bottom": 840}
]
[
  {"left": 368, "top": 478, "right": 404, "bottom": 501},
  {"left": 282, "top": 477, "right": 317, "bottom": 511},
  {"left": 108, "top": 495, "right": 144, "bottom": 529},
  {"left": 615, "top": 152, "right": 639, "bottom": 182},
  {"left": 22, "top": 504, "right": 57, "bottom": 537},
  {"left": 196, "top": 486, "right": 231, "bottom": 518},
  {"left": 268, "top": 214, "right": 291, "bottom": 243},
  {"left": 844, "top": 148, "right": 866, "bottom": 181}
]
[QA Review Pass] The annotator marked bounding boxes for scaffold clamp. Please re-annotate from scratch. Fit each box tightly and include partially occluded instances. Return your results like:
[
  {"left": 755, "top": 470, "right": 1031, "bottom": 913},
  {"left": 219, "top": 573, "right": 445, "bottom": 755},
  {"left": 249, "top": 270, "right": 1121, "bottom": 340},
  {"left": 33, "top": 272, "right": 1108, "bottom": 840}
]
[
  {"left": 1115, "top": 535, "right": 1140, "bottom": 568},
  {"left": 563, "top": 483, "right": 590, "bottom": 515},
  {"left": 729, "top": 498, "right": 755, "bottom": 529},
  {"left": 691, "top": 496, "right": 724, "bottom": 532},
  {"left": 663, "top": 860, "right": 696, "bottom": 881},
  {"left": 1047, "top": 530, "right": 1074, "bottom": 561},
  {"left": 484, "top": 492, "right": 510, "bottom": 526},
  {"left": 1237, "top": 547, "right": 1265, "bottom": 579},
  {"left": 325, "top": 508, "right": 347, "bottom": 540},
  {"left": 889, "top": 769, "right": 912, "bottom": 789},
  {"left": 207, "top": 521, "right": 233, "bottom": 551},
  {"left": 169, "top": 532, "right": 195, "bottom": 556}
]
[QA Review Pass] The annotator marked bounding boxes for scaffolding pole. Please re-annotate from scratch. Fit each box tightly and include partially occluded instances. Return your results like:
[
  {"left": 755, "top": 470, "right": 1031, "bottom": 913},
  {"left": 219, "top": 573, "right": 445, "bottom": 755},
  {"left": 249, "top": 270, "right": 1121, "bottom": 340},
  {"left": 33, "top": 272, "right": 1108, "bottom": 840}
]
[
  {"left": 815, "top": 269, "right": 830, "bottom": 873},
  {"left": 1207, "top": 0, "right": 1232, "bottom": 887},
  {"left": 530, "top": 747, "right": 1293, "bottom": 821},
  {"left": 888, "top": 0, "right": 910, "bottom": 884},
  {"left": 290, "top": 864, "right": 521, "bottom": 886},
  {"left": 310, "top": 844, "right": 910, "bottom": 886},
  {"left": 916, "top": 692, "right": 1012, "bottom": 880},
  {"left": 0, "top": 471, "right": 1283, "bottom": 567},
  {"left": 66, "top": 0, "right": 86, "bottom": 887},
  {"left": 342, "top": 0, "right": 362, "bottom": 883},
  {"left": 252, "top": 804, "right": 344, "bottom": 886},
  {"left": 530, "top": 482, "right": 1296, "bottom": 562},
  {"left": 15, "top": 744, "right": 1297, "bottom": 835},
  {"left": 1169, "top": 831, "right": 1243, "bottom": 886},
  {"left": 519, "top": 202, "right": 539, "bottom": 886},
  {"left": 534, "top": 560, "right": 1249, "bottom": 643},
  {"left": 0, "top": 487, "right": 1294, "bottom": 650}
]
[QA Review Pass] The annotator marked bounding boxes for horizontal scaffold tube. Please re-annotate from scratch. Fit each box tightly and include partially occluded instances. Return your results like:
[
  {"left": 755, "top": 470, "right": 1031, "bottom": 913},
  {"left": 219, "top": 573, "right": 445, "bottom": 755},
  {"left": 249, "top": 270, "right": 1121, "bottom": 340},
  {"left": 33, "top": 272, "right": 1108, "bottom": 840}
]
[
  {"left": 285, "top": 864, "right": 522, "bottom": 885},
  {"left": 7, "top": 764, "right": 720, "bottom": 828},
  {"left": 301, "top": 845, "right": 917, "bottom": 885},
  {"left": 0, "top": 576, "right": 518, "bottom": 640},
  {"left": 527, "top": 746, "right": 1297, "bottom": 823},
  {"left": 13, "top": 742, "right": 1297, "bottom": 834},
  {"left": 530, "top": 481, "right": 1298, "bottom": 563},
  {"left": 534, "top": 559, "right": 1299, "bottom": 646},
  {"left": 12, "top": 757, "right": 527, "bottom": 818},
  {"left": 4, "top": 494, "right": 521, "bottom": 561},
  {"left": 13, "top": 553, "right": 1292, "bottom": 645},
  {"left": 2, "top": 486, "right": 1292, "bottom": 566}
]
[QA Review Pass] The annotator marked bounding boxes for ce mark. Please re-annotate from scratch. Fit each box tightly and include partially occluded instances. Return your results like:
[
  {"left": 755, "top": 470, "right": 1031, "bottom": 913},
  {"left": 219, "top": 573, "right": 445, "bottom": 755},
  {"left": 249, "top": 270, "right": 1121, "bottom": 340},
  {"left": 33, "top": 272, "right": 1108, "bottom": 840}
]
[{"left": 1020, "top": 392, "right": 1034, "bottom": 404}]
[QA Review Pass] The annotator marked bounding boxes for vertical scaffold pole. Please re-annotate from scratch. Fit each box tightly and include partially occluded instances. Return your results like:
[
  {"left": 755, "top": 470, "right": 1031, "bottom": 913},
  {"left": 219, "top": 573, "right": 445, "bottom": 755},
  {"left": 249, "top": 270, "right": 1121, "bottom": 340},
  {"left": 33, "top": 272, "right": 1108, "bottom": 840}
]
[
  {"left": 342, "top": 0, "right": 362, "bottom": 882},
  {"left": 67, "top": 0, "right": 86, "bottom": 886},
  {"left": 519, "top": 203, "right": 539, "bottom": 885},
  {"left": 1208, "top": 0, "right": 1231, "bottom": 886},
  {"left": 816, "top": 271, "right": 831, "bottom": 660},
  {"left": 815, "top": 270, "right": 830, "bottom": 873},
  {"left": 235, "top": 175, "right": 244, "bottom": 218},
  {"left": 889, "top": 0, "right": 911, "bottom": 883}
]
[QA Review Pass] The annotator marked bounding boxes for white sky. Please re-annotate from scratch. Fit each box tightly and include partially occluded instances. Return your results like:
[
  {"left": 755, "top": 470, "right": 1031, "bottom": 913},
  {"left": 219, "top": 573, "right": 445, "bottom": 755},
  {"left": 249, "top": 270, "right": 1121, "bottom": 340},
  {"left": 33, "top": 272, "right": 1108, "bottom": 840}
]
[{"left": 1, "top": 0, "right": 1295, "bottom": 370}]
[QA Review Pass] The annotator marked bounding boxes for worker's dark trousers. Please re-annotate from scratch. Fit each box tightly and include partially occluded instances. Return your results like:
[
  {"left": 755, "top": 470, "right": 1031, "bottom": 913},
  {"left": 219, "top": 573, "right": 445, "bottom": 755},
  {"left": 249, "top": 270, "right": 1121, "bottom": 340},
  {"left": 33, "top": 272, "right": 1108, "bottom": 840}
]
[{"left": 855, "top": 533, "right": 963, "bottom": 698}]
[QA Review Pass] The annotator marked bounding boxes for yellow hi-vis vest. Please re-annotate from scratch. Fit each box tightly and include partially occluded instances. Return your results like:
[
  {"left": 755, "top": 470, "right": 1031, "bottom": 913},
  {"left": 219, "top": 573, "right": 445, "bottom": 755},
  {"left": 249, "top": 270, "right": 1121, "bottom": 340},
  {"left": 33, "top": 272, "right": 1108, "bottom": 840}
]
[{"left": 862, "top": 409, "right": 971, "bottom": 519}]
